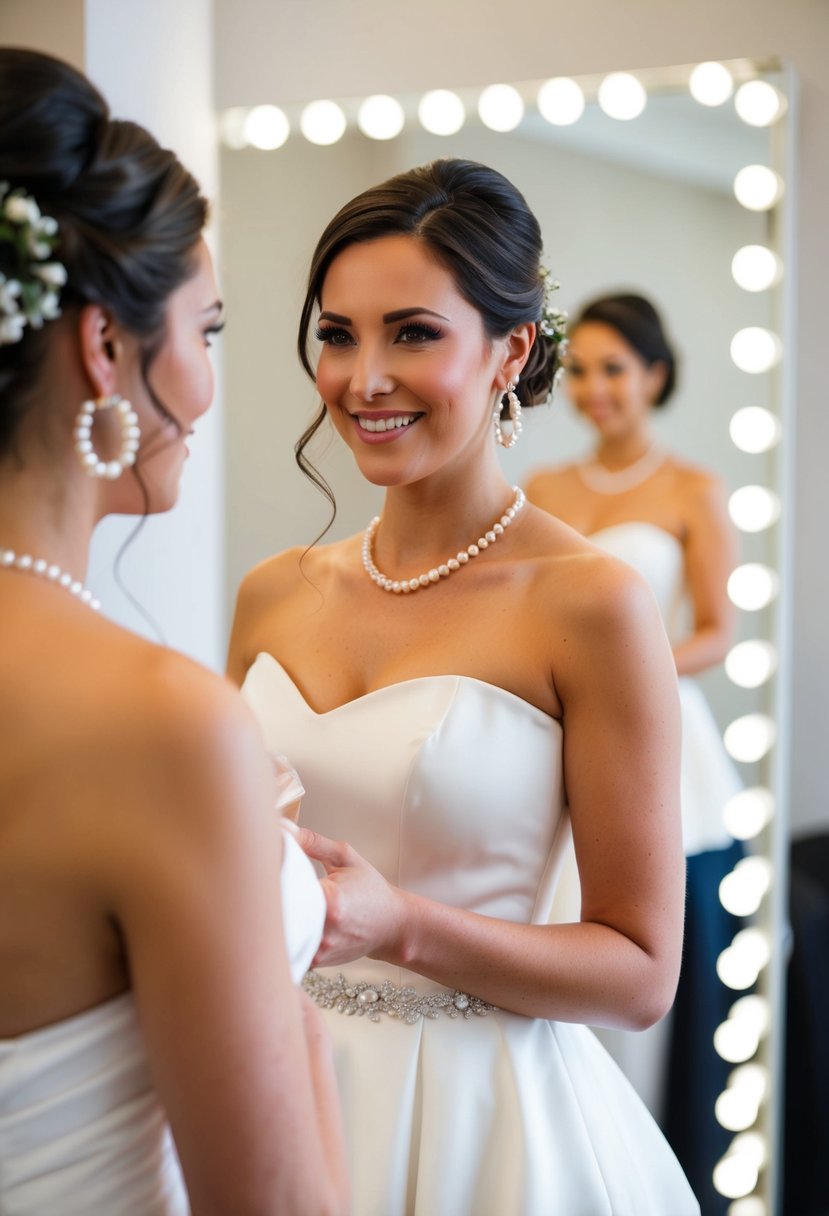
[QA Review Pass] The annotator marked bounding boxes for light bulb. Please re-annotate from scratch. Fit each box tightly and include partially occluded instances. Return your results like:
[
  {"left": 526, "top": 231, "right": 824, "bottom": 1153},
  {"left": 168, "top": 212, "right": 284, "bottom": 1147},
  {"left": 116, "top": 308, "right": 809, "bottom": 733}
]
[
  {"left": 598, "top": 73, "right": 647, "bottom": 120},
  {"left": 220, "top": 107, "right": 250, "bottom": 150},
  {"left": 300, "top": 100, "right": 347, "bottom": 146},
  {"left": 727, "top": 564, "right": 779, "bottom": 611},
  {"left": 537, "top": 77, "right": 585, "bottom": 125},
  {"left": 713, "top": 1153, "right": 759, "bottom": 1199},
  {"left": 719, "top": 856, "right": 773, "bottom": 916},
  {"left": 724, "top": 713, "right": 777, "bottom": 763},
  {"left": 715, "top": 1086, "right": 761, "bottom": 1131},
  {"left": 725, "top": 640, "right": 778, "bottom": 689},
  {"left": 728, "top": 485, "right": 781, "bottom": 533},
  {"left": 243, "top": 105, "right": 290, "bottom": 151},
  {"left": 478, "top": 84, "right": 524, "bottom": 132},
  {"left": 418, "top": 89, "right": 465, "bottom": 136},
  {"left": 723, "top": 787, "right": 775, "bottom": 839},
  {"left": 729, "top": 406, "right": 781, "bottom": 453},
  {"left": 734, "top": 165, "right": 784, "bottom": 211},
  {"left": 357, "top": 95, "right": 405, "bottom": 141},
  {"left": 689, "top": 62, "right": 734, "bottom": 106},
  {"left": 731, "top": 245, "right": 783, "bottom": 292},
  {"left": 735, "top": 81, "right": 786, "bottom": 127},
  {"left": 714, "top": 1018, "right": 760, "bottom": 1064},
  {"left": 730, "top": 327, "right": 782, "bottom": 373}
]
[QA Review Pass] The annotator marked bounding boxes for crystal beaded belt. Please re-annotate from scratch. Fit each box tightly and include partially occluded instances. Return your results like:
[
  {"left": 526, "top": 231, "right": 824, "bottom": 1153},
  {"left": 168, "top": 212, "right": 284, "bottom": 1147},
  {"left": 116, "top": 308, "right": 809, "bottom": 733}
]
[{"left": 302, "top": 971, "right": 497, "bottom": 1024}]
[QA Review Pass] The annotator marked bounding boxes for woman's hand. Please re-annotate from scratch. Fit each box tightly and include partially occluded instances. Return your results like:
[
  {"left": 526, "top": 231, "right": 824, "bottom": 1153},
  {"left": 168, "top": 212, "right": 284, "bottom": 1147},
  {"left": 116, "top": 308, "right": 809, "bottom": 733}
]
[{"left": 298, "top": 828, "right": 407, "bottom": 968}]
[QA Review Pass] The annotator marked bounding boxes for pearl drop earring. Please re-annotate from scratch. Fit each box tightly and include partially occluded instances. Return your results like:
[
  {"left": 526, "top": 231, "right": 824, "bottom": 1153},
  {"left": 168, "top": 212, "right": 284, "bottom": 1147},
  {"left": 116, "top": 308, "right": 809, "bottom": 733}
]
[
  {"left": 73, "top": 394, "right": 140, "bottom": 480},
  {"left": 493, "top": 380, "right": 523, "bottom": 449}
]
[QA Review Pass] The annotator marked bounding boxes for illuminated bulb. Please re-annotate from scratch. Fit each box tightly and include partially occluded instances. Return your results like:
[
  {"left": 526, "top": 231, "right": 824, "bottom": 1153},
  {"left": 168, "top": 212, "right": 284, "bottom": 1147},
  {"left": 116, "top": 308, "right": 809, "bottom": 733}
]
[
  {"left": 729, "top": 996, "right": 771, "bottom": 1038},
  {"left": 734, "top": 165, "right": 784, "bottom": 211},
  {"left": 727, "top": 564, "right": 779, "bottom": 611},
  {"left": 723, "top": 786, "right": 775, "bottom": 840},
  {"left": 478, "top": 84, "right": 524, "bottom": 132},
  {"left": 729, "top": 1062, "right": 769, "bottom": 1100},
  {"left": 731, "top": 1131, "right": 768, "bottom": 1169},
  {"left": 715, "top": 1086, "right": 761, "bottom": 1131},
  {"left": 538, "top": 77, "right": 585, "bottom": 126},
  {"left": 714, "top": 1018, "right": 760, "bottom": 1064},
  {"left": 731, "top": 245, "right": 783, "bottom": 292},
  {"left": 300, "top": 100, "right": 347, "bottom": 146},
  {"left": 725, "top": 640, "right": 778, "bottom": 689},
  {"left": 418, "top": 89, "right": 465, "bottom": 136},
  {"left": 729, "top": 406, "right": 781, "bottom": 453},
  {"left": 724, "top": 713, "right": 777, "bottom": 763},
  {"left": 728, "top": 1198, "right": 767, "bottom": 1216},
  {"left": 598, "top": 73, "right": 647, "bottom": 120},
  {"left": 220, "top": 107, "right": 250, "bottom": 150},
  {"left": 357, "top": 95, "right": 405, "bottom": 141},
  {"left": 689, "top": 62, "right": 734, "bottom": 106},
  {"left": 719, "top": 856, "right": 773, "bottom": 916},
  {"left": 713, "top": 1153, "right": 759, "bottom": 1199},
  {"left": 728, "top": 486, "right": 781, "bottom": 533},
  {"left": 243, "top": 105, "right": 290, "bottom": 151},
  {"left": 730, "top": 327, "right": 782, "bottom": 373},
  {"left": 735, "top": 80, "right": 786, "bottom": 127}
]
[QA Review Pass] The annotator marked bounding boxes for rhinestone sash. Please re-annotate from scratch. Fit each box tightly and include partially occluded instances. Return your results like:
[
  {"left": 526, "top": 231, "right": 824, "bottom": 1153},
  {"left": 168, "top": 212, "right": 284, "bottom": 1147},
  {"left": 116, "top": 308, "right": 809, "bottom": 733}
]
[{"left": 302, "top": 971, "right": 497, "bottom": 1024}]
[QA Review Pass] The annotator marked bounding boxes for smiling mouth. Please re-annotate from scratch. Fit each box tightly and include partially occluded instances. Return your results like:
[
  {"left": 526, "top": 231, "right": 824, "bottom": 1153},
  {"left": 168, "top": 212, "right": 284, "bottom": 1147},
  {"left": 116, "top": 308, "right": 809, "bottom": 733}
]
[{"left": 354, "top": 413, "right": 422, "bottom": 433}]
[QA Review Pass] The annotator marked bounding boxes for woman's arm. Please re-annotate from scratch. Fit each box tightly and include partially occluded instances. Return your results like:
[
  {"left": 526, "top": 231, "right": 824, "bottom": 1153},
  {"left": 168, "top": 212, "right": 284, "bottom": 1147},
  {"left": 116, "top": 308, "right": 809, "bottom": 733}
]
[
  {"left": 301, "top": 559, "right": 685, "bottom": 1030},
  {"left": 102, "top": 658, "right": 348, "bottom": 1216},
  {"left": 674, "top": 471, "right": 739, "bottom": 676}
]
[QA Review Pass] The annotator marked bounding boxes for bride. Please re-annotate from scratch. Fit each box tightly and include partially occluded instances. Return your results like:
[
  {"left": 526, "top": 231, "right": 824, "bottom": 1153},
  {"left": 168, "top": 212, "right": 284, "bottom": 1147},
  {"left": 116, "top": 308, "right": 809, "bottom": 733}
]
[
  {"left": 229, "top": 159, "right": 700, "bottom": 1215},
  {"left": 0, "top": 48, "right": 346, "bottom": 1216}
]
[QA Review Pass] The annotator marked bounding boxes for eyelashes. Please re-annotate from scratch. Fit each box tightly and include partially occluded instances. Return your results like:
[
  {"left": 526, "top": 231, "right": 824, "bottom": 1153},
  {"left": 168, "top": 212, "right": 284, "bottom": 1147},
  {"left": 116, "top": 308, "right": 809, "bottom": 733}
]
[
  {"left": 315, "top": 321, "right": 443, "bottom": 346},
  {"left": 204, "top": 321, "right": 226, "bottom": 348}
]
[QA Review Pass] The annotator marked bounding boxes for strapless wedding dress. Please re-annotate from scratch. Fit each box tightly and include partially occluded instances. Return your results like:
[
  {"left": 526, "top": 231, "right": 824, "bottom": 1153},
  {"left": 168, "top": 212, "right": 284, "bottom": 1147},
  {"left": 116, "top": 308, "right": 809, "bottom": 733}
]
[
  {"left": 0, "top": 830, "right": 324, "bottom": 1216},
  {"left": 242, "top": 653, "right": 699, "bottom": 1216}
]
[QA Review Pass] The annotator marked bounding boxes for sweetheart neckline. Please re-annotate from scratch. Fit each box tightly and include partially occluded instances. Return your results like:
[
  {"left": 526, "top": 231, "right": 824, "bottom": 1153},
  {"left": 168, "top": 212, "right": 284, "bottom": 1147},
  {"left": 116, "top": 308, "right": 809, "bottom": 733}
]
[
  {"left": 586, "top": 521, "right": 684, "bottom": 548},
  {"left": 248, "top": 651, "right": 561, "bottom": 728}
]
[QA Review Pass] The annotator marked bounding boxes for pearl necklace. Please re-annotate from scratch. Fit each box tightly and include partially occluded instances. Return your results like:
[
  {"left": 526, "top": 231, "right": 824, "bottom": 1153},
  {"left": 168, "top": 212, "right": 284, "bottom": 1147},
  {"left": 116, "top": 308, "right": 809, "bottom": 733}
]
[
  {"left": 0, "top": 547, "right": 101, "bottom": 610},
  {"left": 362, "top": 486, "right": 526, "bottom": 594},
  {"left": 576, "top": 443, "right": 666, "bottom": 495}
]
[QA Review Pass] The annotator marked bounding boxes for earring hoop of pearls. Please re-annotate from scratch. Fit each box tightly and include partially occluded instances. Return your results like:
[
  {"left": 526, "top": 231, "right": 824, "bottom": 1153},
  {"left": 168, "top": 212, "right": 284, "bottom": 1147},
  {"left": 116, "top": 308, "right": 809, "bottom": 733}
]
[
  {"left": 493, "top": 379, "right": 523, "bottom": 449},
  {"left": 73, "top": 394, "right": 140, "bottom": 480}
]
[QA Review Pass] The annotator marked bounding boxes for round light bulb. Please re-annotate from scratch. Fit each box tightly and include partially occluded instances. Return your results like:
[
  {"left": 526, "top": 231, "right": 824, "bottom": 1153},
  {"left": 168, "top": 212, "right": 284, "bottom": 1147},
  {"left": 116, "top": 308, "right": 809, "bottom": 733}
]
[
  {"left": 729, "top": 406, "right": 781, "bottom": 453},
  {"left": 728, "top": 485, "right": 781, "bottom": 533},
  {"left": 728, "top": 1196, "right": 768, "bottom": 1216},
  {"left": 729, "top": 1062, "right": 769, "bottom": 1099},
  {"left": 715, "top": 1086, "right": 761, "bottom": 1131},
  {"left": 724, "top": 713, "right": 777, "bottom": 763},
  {"left": 357, "top": 95, "right": 405, "bottom": 141},
  {"left": 727, "top": 564, "right": 780, "bottom": 611},
  {"left": 731, "top": 245, "right": 783, "bottom": 292},
  {"left": 723, "top": 787, "right": 775, "bottom": 840},
  {"left": 734, "top": 165, "right": 784, "bottom": 211},
  {"left": 478, "top": 84, "right": 524, "bottom": 132},
  {"left": 731, "top": 1131, "right": 768, "bottom": 1169},
  {"left": 713, "top": 1153, "right": 759, "bottom": 1199},
  {"left": 714, "top": 1018, "right": 760, "bottom": 1064},
  {"left": 418, "top": 89, "right": 465, "bottom": 136},
  {"left": 597, "top": 72, "right": 647, "bottom": 121},
  {"left": 725, "top": 640, "right": 778, "bottom": 689},
  {"left": 243, "top": 104, "right": 290, "bottom": 151},
  {"left": 538, "top": 77, "right": 585, "bottom": 126},
  {"left": 719, "top": 856, "right": 773, "bottom": 916},
  {"left": 689, "top": 62, "right": 734, "bottom": 106},
  {"left": 730, "top": 327, "right": 783, "bottom": 374},
  {"left": 735, "top": 80, "right": 786, "bottom": 127},
  {"left": 220, "top": 107, "right": 251, "bottom": 150},
  {"left": 300, "top": 100, "right": 347, "bottom": 146},
  {"left": 729, "top": 995, "right": 771, "bottom": 1039}
]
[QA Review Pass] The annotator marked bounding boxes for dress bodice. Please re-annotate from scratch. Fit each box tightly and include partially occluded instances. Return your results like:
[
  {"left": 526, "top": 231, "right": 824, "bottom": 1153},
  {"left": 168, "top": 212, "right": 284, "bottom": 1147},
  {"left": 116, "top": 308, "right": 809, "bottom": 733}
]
[
  {"left": 0, "top": 828, "right": 324, "bottom": 1215},
  {"left": 243, "top": 655, "right": 569, "bottom": 929},
  {"left": 588, "top": 522, "right": 686, "bottom": 641}
]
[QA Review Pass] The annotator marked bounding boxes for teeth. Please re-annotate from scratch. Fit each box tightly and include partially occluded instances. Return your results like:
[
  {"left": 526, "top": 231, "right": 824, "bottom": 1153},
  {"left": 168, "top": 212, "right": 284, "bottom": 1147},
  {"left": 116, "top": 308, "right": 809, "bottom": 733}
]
[{"left": 357, "top": 414, "right": 417, "bottom": 433}]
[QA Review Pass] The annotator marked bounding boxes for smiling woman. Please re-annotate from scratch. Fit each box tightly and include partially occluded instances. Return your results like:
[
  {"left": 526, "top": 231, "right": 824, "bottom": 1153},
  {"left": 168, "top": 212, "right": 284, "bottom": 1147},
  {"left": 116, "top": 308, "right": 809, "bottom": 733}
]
[{"left": 227, "top": 157, "right": 700, "bottom": 1216}]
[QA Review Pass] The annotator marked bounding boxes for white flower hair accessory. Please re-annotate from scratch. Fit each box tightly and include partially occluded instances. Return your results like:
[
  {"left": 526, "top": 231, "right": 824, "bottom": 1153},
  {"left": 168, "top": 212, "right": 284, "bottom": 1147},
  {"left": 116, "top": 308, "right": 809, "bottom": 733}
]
[
  {"left": 0, "top": 181, "right": 67, "bottom": 347},
  {"left": 538, "top": 264, "right": 569, "bottom": 392}
]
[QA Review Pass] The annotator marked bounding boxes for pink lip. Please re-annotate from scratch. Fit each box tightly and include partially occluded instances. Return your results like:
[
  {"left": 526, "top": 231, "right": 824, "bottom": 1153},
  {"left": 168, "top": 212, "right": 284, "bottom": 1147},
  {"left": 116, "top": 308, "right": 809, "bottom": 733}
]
[{"left": 350, "top": 412, "right": 422, "bottom": 445}]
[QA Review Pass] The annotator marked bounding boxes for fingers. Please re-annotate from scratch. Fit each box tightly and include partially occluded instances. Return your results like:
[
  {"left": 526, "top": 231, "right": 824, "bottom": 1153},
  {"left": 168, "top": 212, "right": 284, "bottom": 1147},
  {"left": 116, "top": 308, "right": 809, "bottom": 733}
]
[{"left": 298, "top": 826, "right": 353, "bottom": 871}]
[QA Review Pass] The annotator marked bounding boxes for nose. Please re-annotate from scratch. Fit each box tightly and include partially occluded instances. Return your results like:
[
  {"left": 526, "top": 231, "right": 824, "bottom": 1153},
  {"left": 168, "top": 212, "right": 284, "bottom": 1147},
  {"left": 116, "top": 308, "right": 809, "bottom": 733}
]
[{"left": 349, "top": 342, "right": 395, "bottom": 403}]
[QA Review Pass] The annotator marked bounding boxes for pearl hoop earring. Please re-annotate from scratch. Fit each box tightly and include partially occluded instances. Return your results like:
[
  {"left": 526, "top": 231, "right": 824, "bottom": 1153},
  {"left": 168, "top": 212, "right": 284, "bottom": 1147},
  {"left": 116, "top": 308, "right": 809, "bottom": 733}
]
[
  {"left": 493, "top": 380, "right": 523, "bottom": 449},
  {"left": 74, "top": 394, "right": 140, "bottom": 480}
]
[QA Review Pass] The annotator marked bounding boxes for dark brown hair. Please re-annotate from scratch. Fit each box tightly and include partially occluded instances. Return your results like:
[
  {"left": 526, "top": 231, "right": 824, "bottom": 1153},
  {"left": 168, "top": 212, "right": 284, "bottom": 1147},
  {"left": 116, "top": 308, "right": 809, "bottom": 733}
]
[{"left": 0, "top": 48, "right": 208, "bottom": 453}]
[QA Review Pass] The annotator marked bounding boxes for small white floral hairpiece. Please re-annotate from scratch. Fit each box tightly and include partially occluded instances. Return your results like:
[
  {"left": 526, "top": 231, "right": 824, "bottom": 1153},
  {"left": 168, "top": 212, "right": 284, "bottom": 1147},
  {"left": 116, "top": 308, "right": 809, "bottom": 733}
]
[
  {"left": 0, "top": 182, "right": 67, "bottom": 347},
  {"left": 538, "top": 264, "right": 569, "bottom": 393}
]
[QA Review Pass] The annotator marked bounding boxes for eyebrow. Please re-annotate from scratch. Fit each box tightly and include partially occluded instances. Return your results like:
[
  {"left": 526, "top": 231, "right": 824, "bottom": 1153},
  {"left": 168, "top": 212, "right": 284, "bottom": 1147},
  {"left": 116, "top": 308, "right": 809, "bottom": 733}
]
[
  {"left": 317, "top": 307, "right": 449, "bottom": 325},
  {"left": 201, "top": 299, "right": 224, "bottom": 316}
]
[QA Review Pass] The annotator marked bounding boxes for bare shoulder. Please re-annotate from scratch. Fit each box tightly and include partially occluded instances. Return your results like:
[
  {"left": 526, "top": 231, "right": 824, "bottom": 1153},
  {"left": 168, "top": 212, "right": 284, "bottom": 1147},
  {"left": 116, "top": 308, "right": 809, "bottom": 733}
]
[
  {"left": 524, "top": 462, "right": 580, "bottom": 510},
  {"left": 665, "top": 454, "right": 726, "bottom": 501}
]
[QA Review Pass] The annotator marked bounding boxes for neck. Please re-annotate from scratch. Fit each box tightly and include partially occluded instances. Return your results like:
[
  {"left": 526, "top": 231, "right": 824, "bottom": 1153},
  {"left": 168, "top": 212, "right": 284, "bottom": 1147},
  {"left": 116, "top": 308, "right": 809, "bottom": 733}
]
[
  {"left": 593, "top": 431, "right": 656, "bottom": 470},
  {"left": 0, "top": 459, "right": 98, "bottom": 581}
]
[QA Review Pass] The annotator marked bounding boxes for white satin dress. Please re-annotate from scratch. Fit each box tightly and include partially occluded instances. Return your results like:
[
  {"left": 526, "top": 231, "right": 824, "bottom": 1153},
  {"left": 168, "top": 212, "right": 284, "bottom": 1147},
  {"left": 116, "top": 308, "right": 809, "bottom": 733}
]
[
  {"left": 242, "top": 652, "right": 700, "bottom": 1216},
  {"left": 0, "top": 829, "right": 324, "bottom": 1216}
]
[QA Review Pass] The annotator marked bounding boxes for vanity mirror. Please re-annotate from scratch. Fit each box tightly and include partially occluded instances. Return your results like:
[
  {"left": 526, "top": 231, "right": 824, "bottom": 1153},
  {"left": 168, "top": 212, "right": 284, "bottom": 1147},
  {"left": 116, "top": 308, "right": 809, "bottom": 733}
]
[{"left": 219, "top": 57, "right": 791, "bottom": 1214}]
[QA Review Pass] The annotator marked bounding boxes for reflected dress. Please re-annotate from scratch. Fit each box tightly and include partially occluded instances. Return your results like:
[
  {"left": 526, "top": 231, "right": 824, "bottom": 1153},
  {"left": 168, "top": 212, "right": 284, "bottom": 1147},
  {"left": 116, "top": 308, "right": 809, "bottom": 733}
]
[{"left": 242, "top": 653, "right": 700, "bottom": 1216}]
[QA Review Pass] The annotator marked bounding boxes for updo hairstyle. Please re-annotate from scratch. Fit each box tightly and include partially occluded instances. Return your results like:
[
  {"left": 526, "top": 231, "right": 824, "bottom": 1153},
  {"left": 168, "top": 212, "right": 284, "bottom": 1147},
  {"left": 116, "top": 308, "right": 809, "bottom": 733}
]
[
  {"left": 0, "top": 48, "right": 208, "bottom": 455},
  {"left": 572, "top": 293, "right": 678, "bottom": 407},
  {"left": 296, "top": 159, "right": 563, "bottom": 492}
]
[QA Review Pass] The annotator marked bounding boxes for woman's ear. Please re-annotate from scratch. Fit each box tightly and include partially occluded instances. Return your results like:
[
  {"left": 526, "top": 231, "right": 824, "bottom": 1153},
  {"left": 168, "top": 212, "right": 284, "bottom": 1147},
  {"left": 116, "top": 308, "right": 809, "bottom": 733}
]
[
  {"left": 646, "top": 359, "right": 669, "bottom": 404},
  {"left": 77, "top": 304, "right": 121, "bottom": 399},
  {"left": 497, "top": 321, "right": 536, "bottom": 389}
]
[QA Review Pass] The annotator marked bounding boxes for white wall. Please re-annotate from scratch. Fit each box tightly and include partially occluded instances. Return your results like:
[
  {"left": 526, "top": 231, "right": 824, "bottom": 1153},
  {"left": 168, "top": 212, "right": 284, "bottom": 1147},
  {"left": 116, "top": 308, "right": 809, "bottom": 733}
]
[{"left": 215, "top": 0, "right": 829, "bottom": 838}]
